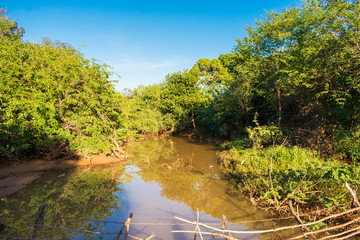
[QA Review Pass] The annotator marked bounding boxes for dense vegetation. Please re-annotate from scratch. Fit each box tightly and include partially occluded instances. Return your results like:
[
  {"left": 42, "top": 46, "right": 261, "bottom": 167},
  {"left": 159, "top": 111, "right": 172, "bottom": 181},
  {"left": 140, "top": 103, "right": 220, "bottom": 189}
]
[
  {"left": 128, "top": 0, "right": 360, "bottom": 157},
  {"left": 1, "top": 0, "right": 360, "bottom": 214},
  {"left": 123, "top": 0, "right": 360, "bottom": 213},
  {"left": 0, "top": 8, "right": 135, "bottom": 160}
]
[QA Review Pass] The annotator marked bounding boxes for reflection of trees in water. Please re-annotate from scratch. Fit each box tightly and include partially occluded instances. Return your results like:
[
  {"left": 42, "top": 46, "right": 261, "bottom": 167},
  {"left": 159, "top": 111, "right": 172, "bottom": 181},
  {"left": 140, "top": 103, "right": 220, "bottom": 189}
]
[
  {"left": 127, "top": 137, "right": 300, "bottom": 239},
  {"left": 0, "top": 164, "right": 124, "bottom": 238},
  {"left": 126, "top": 137, "right": 273, "bottom": 227}
]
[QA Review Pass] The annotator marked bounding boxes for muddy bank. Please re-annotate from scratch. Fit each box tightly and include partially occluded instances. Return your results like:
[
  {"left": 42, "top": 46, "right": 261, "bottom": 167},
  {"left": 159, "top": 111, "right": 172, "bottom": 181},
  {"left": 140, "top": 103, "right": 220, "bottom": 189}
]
[{"left": 0, "top": 154, "right": 127, "bottom": 198}]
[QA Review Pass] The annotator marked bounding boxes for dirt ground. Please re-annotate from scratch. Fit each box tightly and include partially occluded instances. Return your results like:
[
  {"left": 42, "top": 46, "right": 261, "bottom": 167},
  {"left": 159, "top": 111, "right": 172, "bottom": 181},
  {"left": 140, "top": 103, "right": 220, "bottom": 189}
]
[{"left": 0, "top": 154, "right": 127, "bottom": 198}]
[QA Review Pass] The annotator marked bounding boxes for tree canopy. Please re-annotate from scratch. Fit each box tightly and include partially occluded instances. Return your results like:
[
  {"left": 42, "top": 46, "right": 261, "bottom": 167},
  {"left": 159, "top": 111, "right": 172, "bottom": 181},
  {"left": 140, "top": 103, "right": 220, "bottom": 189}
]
[
  {"left": 2, "top": 0, "right": 360, "bottom": 161},
  {"left": 0, "top": 9, "right": 128, "bottom": 160}
]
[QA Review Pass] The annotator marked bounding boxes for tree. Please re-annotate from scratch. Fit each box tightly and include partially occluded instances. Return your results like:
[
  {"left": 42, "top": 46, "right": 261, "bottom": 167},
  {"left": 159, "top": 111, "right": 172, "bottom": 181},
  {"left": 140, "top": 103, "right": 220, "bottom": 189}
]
[
  {"left": 0, "top": 7, "right": 24, "bottom": 41},
  {"left": 0, "top": 37, "right": 126, "bottom": 159},
  {"left": 227, "top": 0, "right": 360, "bottom": 129}
]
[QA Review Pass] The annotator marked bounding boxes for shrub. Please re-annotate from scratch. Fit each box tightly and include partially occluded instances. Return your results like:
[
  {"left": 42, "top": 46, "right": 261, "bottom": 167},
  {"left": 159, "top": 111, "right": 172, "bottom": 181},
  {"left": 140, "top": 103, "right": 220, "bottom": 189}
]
[
  {"left": 334, "top": 126, "right": 360, "bottom": 162},
  {"left": 218, "top": 144, "right": 360, "bottom": 209}
]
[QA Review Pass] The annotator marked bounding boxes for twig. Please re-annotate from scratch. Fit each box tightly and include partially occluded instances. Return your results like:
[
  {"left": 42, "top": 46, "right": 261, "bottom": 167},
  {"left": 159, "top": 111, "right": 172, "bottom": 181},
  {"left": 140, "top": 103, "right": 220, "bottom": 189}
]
[
  {"left": 174, "top": 206, "right": 360, "bottom": 235},
  {"left": 171, "top": 230, "right": 239, "bottom": 240},
  {"left": 194, "top": 209, "right": 203, "bottom": 240},
  {"left": 29, "top": 224, "right": 102, "bottom": 234},
  {"left": 32, "top": 203, "right": 45, "bottom": 239},
  {"left": 336, "top": 229, "right": 360, "bottom": 240},
  {"left": 288, "top": 199, "right": 316, "bottom": 240},
  {"left": 124, "top": 212, "right": 133, "bottom": 240},
  {"left": 145, "top": 233, "right": 156, "bottom": 240},
  {"left": 289, "top": 216, "right": 360, "bottom": 240},
  {"left": 115, "top": 212, "right": 133, "bottom": 240},
  {"left": 345, "top": 182, "right": 360, "bottom": 208},
  {"left": 318, "top": 225, "right": 360, "bottom": 240},
  {"left": 127, "top": 232, "right": 155, "bottom": 240},
  {"left": 222, "top": 215, "right": 234, "bottom": 240},
  {"left": 0, "top": 235, "right": 50, "bottom": 240}
]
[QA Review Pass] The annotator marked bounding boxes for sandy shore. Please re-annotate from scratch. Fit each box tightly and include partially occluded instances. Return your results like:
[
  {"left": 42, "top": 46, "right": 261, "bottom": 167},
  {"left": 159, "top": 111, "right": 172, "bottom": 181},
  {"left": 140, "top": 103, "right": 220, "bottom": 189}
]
[{"left": 0, "top": 154, "right": 127, "bottom": 198}]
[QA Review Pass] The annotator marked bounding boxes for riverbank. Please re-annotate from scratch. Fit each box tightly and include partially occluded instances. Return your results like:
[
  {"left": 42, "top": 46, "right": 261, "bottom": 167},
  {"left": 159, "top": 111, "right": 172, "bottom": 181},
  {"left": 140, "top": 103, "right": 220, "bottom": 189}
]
[
  {"left": 0, "top": 154, "right": 127, "bottom": 198},
  {"left": 217, "top": 141, "right": 360, "bottom": 215}
]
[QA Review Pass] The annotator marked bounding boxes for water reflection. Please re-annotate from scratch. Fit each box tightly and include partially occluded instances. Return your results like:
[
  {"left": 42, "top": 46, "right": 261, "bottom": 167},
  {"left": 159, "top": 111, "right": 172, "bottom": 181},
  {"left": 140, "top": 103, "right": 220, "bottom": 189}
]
[
  {"left": 0, "top": 137, "right": 299, "bottom": 239},
  {"left": 126, "top": 137, "right": 262, "bottom": 220},
  {"left": 123, "top": 137, "right": 291, "bottom": 239},
  {"left": 0, "top": 164, "right": 125, "bottom": 238}
]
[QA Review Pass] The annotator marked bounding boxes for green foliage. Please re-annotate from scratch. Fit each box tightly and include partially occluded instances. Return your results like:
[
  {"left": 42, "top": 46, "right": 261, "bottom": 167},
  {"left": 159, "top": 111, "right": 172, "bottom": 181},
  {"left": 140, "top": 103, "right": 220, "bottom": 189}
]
[
  {"left": 0, "top": 36, "right": 126, "bottom": 159},
  {"left": 233, "top": 0, "right": 360, "bottom": 127},
  {"left": 218, "top": 143, "right": 360, "bottom": 209},
  {"left": 220, "top": 138, "right": 250, "bottom": 151},
  {"left": 120, "top": 84, "right": 176, "bottom": 135},
  {"left": 182, "top": 0, "right": 360, "bottom": 140},
  {"left": 0, "top": 8, "right": 24, "bottom": 41},
  {"left": 246, "top": 115, "right": 283, "bottom": 148},
  {"left": 160, "top": 70, "right": 209, "bottom": 131},
  {"left": 158, "top": 58, "right": 234, "bottom": 136},
  {"left": 334, "top": 126, "right": 360, "bottom": 162},
  {"left": 3, "top": 0, "right": 360, "bottom": 164}
]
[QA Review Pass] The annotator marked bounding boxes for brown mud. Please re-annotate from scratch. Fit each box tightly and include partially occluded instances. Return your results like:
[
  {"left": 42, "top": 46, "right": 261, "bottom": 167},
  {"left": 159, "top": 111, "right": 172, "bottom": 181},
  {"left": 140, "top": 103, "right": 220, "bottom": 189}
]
[{"left": 0, "top": 154, "right": 127, "bottom": 198}]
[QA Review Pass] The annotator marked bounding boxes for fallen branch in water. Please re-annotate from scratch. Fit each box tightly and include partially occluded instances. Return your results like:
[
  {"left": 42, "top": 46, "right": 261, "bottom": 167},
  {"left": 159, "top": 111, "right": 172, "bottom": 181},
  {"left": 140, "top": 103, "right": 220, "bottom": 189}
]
[
  {"left": 288, "top": 199, "right": 316, "bottom": 240},
  {"left": 221, "top": 215, "right": 234, "bottom": 240},
  {"left": 289, "top": 216, "right": 360, "bottom": 240},
  {"left": 172, "top": 205, "right": 360, "bottom": 239},
  {"left": 32, "top": 203, "right": 45, "bottom": 239},
  {"left": 318, "top": 225, "right": 360, "bottom": 240},
  {"left": 172, "top": 230, "right": 239, "bottom": 240},
  {"left": 193, "top": 209, "right": 203, "bottom": 240}
]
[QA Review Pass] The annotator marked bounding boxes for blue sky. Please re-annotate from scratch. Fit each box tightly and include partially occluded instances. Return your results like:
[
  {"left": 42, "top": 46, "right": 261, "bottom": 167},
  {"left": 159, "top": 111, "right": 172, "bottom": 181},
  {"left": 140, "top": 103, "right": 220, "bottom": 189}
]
[{"left": 3, "top": 0, "right": 299, "bottom": 91}]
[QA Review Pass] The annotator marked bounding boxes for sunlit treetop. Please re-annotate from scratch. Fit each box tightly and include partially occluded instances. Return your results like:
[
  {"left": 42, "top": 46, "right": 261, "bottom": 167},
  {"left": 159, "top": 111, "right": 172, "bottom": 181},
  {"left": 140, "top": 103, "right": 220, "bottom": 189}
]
[{"left": 0, "top": 7, "right": 24, "bottom": 41}]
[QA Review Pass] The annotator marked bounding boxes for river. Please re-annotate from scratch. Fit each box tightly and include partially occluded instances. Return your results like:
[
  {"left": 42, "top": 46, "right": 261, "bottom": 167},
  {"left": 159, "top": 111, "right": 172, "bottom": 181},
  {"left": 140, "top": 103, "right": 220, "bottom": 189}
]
[{"left": 0, "top": 136, "right": 298, "bottom": 239}]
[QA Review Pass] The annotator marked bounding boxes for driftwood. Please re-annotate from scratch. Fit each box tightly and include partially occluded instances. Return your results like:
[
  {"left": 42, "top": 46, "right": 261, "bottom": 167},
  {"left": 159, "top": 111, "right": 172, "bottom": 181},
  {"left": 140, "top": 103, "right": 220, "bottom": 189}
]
[
  {"left": 115, "top": 212, "right": 133, "bottom": 240},
  {"left": 289, "top": 216, "right": 360, "bottom": 240},
  {"left": 173, "top": 206, "right": 360, "bottom": 235},
  {"left": 193, "top": 209, "right": 203, "bottom": 240},
  {"left": 345, "top": 182, "right": 360, "bottom": 208},
  {"left": 32, "top": 203, "right": 45, "bottom": 238},
  {"left": 319, "top": 225, "right": 360, "bottom": 240},
  {"left": 173, "top": 230, "right": 240, "bottom": 240},
  {"left": 288, "top": 199, "right": 317, "bottom": 240},
  {"left": 221, "top": 215, "right": 234, "bottom": 240}
]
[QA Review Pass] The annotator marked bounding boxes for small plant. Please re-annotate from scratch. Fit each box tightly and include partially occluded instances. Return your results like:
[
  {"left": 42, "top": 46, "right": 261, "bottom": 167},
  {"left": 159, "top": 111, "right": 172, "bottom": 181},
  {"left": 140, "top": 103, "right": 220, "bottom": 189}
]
[
  {"left": 334, "top": 126, "right": 360, "bottom": 163},
  {"left": 246, "top": 114, "right": 283, "bottom": 149}
]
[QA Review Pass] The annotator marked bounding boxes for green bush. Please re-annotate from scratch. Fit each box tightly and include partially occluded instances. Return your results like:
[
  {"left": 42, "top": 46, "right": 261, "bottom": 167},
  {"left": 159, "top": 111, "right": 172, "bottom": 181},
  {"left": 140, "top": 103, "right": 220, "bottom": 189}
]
[
  {"left": 0, "top": 37, "right": 127, "bottom": 159},
  {"left": 334, "top": 126, "right": 360, "bottom": 162},
  {"left": 218, "top": 144, "right": 360, "bottom": 208}
]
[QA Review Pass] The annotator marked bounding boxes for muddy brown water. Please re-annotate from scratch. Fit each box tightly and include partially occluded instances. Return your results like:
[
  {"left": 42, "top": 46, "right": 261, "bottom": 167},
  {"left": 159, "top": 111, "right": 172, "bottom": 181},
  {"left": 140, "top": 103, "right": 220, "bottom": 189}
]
[{"left": 0, "top": 136, "right": 299, "bottom": 239}]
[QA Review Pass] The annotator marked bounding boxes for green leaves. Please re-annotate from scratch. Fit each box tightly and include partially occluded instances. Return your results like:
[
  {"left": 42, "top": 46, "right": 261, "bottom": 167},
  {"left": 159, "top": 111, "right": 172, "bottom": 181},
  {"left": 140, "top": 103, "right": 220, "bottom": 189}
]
[
  {"left": 160, "top": 69, "right": 210, "bottom": 131},
  {"left": 0, "top": 8, "right": 24, "bottom": 41},
  {"left": 218, "top": 143, "right": 360, "bottom": 208},
  {"left": 0, "top": 36, "right": 125, "bottom": 159},
  {"left": 220, "top": 0, "right": 360, "bottom": 133}
]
